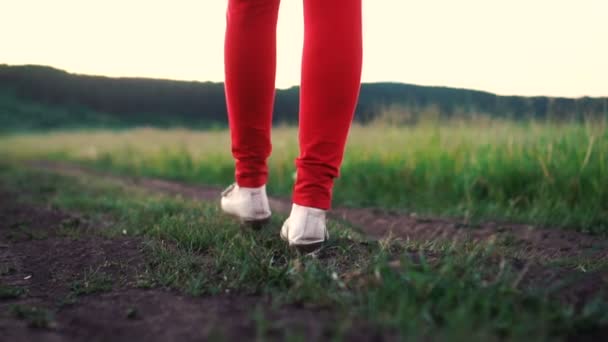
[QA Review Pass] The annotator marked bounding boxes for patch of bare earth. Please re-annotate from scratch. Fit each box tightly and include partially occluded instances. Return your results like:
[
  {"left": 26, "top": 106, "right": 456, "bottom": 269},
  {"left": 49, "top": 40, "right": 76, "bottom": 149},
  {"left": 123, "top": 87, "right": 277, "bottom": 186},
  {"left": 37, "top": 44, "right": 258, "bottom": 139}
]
[{"left": 0, "top": 191, "right": 388, "bottom": 341}]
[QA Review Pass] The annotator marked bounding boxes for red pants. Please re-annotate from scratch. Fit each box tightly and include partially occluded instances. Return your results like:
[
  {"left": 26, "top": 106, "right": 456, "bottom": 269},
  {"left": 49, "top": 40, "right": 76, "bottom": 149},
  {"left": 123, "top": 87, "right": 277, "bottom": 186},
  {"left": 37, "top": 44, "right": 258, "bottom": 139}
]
[{"left": 224, "top": 0, "right": 362, "bottom": 210}]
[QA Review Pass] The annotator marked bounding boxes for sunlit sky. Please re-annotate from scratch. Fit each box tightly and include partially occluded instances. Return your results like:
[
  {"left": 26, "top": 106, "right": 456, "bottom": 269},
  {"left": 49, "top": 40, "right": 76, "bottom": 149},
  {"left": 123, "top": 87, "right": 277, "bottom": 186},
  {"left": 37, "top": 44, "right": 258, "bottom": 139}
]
[{"left": 2, "top": 0, "right": 607, "bottom": 97}]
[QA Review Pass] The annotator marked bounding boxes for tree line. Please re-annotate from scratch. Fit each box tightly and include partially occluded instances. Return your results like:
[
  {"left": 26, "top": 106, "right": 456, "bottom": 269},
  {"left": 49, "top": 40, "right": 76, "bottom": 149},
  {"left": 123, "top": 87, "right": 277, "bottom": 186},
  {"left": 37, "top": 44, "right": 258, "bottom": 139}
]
[{"left": 0, "top": 64, "right": 606, "bottom": 130}]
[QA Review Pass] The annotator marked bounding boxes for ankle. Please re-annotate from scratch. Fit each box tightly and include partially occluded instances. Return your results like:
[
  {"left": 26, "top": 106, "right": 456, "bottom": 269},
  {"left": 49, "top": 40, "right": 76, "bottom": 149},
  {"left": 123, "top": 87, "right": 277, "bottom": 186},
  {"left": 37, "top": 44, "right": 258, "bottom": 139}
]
[
  {"left": 292, "top": 196, "right": 331, "bottom": 211},
  {"left": 238, "top": 184, "right": 266, "bottom": 192},
  {"left": 291, "top": 203, "right": 326, "bottom": 216}
]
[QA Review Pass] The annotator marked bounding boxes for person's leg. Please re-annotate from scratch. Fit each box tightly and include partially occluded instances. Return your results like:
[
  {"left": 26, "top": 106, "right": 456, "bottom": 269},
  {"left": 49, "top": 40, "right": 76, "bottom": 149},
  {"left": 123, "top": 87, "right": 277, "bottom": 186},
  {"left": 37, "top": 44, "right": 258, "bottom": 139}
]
[
  {"left": 224, "top": 0, "right": 281, "bottom": 188},
  {"left": 294, "top": 0, "right": 363, "bottom": 209}
]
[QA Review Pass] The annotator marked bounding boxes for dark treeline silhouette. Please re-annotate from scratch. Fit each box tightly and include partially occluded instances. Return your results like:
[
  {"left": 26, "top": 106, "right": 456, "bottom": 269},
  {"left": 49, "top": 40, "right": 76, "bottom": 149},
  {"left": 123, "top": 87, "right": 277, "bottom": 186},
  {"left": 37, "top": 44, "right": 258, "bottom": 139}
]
[{"left": 1, "top": 64, "right": 606, "bottom": 131}]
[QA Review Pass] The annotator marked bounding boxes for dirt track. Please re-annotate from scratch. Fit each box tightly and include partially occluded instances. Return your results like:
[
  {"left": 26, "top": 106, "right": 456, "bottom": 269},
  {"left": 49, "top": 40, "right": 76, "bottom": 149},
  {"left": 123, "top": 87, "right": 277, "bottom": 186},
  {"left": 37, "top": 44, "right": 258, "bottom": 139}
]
[
  {"left": 34, "top": 161, "right": 608, "bottom": 261},
  {"left": 1, "top": 161, "right": 607, "bottom": 341}
]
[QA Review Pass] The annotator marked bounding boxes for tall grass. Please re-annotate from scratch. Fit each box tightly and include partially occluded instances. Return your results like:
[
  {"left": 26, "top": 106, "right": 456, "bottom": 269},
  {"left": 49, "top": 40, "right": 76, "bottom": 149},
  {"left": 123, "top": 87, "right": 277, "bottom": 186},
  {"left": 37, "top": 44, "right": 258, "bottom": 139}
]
[{"left": 1, "top": 118, "right": 607, "bottom": 232}]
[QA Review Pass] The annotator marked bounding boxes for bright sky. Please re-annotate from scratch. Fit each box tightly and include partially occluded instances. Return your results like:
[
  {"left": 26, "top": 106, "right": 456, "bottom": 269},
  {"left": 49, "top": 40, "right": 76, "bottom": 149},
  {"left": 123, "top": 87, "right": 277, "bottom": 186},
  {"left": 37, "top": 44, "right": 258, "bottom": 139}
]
[{"left": 1, "top": 0, "right": 607, "bottom": 97}]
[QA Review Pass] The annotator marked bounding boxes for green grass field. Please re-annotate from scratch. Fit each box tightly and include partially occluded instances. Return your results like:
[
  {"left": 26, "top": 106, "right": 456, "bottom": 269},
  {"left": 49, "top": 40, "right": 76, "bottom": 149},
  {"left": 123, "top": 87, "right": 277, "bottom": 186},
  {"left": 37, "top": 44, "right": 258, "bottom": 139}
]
[
  {"left": 1, "top": 164, "right": 607, "bottom": 340},
  {"left": 1, "top": 119, "right": 608, "bottom": 340},
  {"left": 1, "top": 119, "right": 607, "bottom": 233}
]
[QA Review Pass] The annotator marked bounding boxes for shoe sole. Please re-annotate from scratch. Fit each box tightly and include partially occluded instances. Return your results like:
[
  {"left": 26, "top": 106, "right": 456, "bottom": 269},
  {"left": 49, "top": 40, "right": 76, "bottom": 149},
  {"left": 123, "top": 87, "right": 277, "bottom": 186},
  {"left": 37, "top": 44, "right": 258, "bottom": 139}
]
[
  {"left": 242, "top": 217, "right": 271, "bottom": 230},
  {"left": 222, "top": 211, "right": 271, "bottom": 230},
  {"left": 292, "top": 242, "right": 324, "bottom": 255},
  {"left": 280, "top": 231, "right": 325, "bottom": 255}
]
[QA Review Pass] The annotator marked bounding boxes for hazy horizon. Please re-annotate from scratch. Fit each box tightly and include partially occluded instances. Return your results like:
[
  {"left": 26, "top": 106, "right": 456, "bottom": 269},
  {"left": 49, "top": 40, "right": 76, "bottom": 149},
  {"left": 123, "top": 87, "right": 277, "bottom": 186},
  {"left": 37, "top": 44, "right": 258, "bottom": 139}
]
[{"left": 2, "top": 0, "right": 607, "bottom": 97}]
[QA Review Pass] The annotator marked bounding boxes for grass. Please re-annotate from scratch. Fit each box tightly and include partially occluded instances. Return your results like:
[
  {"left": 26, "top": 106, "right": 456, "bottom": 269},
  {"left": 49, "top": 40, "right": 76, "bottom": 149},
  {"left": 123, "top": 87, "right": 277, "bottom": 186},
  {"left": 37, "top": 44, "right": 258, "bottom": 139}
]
[
  {"left": 70, "top": 267, "right": 114, "bottom": 296},
  {"left": 0, "top": 285, "right": 26, "bottom": 299},
  {"left": 0, "top": 163, "right": 607, "bottom": 340},
  {"left": 0, "top": 119, "right": 606, "bottom": 233},
  {"left": 9, "top": 304, "right": 55, "bottom": 329},
  {"left": 5, "top": 224, "right": 49, "bottom": 241},
  {"left": 0, "top": 265, "right": 17, "bottom": 276}
]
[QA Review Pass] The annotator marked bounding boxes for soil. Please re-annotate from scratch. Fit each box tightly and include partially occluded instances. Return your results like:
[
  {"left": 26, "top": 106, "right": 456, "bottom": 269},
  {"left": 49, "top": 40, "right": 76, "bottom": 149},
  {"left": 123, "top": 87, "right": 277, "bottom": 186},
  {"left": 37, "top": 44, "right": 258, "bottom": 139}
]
[
  {"left": 0, "top": 190, "right": 387, "bottom": 341},
  {"left": 0, "top": 161, "right": 605, "bottom": 341}
]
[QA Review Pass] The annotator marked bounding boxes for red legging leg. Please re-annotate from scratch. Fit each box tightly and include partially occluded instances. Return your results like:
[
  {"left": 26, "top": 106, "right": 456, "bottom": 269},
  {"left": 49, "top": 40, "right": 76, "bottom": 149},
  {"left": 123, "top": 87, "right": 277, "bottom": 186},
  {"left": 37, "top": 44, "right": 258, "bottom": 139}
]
[
  {"left": 224, "top": 0, "right": 280, "bottom": 188},
  {"left": 294, "top": 0, "right": 363, "bottom": 209},
  {"left": 224, "top": 0, "right": 363, "bottom": 209}
]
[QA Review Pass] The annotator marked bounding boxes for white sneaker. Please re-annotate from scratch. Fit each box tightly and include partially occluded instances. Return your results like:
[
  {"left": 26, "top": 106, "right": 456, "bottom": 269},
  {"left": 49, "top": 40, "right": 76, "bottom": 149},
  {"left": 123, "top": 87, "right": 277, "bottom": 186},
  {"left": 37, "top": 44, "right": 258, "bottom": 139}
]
[
  {"left": 280, "top": 204, "right": 329, "bottom": 253},
  {"left": 220, "top": 183, "right": 271, "bottom": 228}
]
